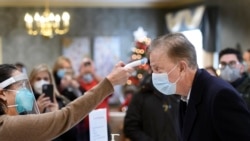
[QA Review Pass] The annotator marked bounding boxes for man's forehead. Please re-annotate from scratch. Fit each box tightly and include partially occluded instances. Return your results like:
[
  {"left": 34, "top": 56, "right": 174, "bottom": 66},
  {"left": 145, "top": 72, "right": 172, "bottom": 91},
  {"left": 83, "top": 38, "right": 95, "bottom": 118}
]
[
  {"left": 150, "top": 51, "right": 172, "bottom": 66},
  {"left": 150, "top": 51, "right": 164, "bottom": 61},
  {"left": 220, "top": 54, "right": 239, "bottom": 62}
]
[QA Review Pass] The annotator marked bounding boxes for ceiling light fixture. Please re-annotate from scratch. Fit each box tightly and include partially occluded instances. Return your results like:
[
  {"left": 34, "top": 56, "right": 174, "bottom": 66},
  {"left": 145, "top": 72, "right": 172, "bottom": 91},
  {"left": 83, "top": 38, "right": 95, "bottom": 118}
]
[{"left": 24, "top": 0, "right": 70, "bottom": 38}]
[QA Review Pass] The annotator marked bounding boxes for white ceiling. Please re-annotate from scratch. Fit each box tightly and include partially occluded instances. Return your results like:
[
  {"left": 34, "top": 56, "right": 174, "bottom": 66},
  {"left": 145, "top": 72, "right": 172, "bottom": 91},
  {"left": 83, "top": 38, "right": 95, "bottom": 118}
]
[{"left": 0, "top": 0, "right": 202, "bottom": 8}]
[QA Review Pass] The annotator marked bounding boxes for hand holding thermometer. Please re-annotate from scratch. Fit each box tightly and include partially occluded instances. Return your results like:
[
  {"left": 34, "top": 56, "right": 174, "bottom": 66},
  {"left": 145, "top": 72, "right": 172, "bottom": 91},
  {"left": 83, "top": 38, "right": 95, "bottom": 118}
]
[{"left": 124, "top": 58, "right": 148, "bottom": 68}]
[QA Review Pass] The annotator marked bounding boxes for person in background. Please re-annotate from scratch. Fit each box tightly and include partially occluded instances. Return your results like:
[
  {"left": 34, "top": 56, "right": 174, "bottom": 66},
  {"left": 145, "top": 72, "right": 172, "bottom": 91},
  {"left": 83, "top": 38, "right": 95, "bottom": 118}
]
[
  {"left": 119, "top": 85, "right": 137, "bottom": 112},
  {"left": 204, "top": 66, "right": 218, "bottom": 77},
  {"left": 15, "top": 62, "right": 27, "bottom": 74},
  {"left": 123, "top": 73, "right": 179, "bottom": 141},
  {"left": 77, "top": 57, "right": 111, "bottom": 141},
  {"left": 148, "top": 33, "right": 250, "bottom": 141},
  {"left": 53, "top": 56, "right": 82, "bottom": 101},
  {"left": 0, "top": 62, "right": 132, "bottom": 141},
  {"left": 77, "top": 57, "right": 103, "bottom": 87},
  {"left": 243, "top": 49, "right": 250, "bottom": 73},
  {"left": 120, "top": 60, "right": 153, "bottom": 113},
  {"left": 29, "top": 63, "right": 77, "bottom": 141},
  {"left": 29, "top": 64, "right": 59, "bottom": 113},
  {"left": 219, "top": 48, "right": 250, "bottom": 109}
]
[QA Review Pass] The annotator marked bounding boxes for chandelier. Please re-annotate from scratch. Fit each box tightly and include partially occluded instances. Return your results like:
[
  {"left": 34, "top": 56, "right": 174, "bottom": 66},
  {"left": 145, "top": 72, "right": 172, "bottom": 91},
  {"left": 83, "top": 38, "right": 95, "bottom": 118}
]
[{"left": 24, "top": 0, "right": 70, "bottom": 38}]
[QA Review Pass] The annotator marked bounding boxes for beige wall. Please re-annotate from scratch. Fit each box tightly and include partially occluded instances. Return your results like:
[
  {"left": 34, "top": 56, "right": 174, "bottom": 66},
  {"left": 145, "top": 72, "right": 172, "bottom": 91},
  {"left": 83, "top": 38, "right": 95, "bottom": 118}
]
[{"left": 203, "top": 50, "right": 214, "bottom": 68}]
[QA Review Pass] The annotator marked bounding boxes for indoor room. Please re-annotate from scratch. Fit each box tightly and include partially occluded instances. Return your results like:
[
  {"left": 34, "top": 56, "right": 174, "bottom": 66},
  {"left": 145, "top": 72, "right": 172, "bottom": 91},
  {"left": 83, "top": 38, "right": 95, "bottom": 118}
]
[{"left": 0, "top": 0, "right": 250, "bottom": 141}]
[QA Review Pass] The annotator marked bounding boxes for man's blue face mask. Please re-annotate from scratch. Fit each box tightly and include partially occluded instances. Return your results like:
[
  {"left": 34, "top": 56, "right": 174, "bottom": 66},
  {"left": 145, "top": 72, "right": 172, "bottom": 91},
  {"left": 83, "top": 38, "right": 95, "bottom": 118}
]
[{"left": 152, "top": 65, "right": 180, "bottom": 95}]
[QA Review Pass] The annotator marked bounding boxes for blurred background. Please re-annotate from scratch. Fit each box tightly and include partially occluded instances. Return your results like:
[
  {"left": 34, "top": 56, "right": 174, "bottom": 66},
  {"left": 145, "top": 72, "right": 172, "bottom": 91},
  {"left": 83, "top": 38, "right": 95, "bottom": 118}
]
[{"left": 0, "top": 0, "right": 250, "bottom": 140}]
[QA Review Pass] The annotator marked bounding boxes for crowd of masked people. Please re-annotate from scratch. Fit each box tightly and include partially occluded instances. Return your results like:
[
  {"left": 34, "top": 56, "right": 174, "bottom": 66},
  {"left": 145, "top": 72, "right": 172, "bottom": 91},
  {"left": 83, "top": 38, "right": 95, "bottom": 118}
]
[{"left": 13, "top": 46, "right": 250, "bottom": 141}]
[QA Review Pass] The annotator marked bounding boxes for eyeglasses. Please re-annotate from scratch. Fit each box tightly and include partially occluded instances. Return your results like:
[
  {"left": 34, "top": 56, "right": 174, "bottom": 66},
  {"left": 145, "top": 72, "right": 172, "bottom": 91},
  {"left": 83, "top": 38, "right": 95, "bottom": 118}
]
[{"left": 219, "top": 61, "right": 239, "bottom": 70}]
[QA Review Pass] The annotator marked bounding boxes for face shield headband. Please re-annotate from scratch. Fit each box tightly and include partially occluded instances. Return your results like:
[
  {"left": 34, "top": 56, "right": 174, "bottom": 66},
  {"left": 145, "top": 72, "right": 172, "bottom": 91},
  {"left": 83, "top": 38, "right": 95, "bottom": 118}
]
[{"left": 0, "top": 73, "right": 40, "bottom": 115}]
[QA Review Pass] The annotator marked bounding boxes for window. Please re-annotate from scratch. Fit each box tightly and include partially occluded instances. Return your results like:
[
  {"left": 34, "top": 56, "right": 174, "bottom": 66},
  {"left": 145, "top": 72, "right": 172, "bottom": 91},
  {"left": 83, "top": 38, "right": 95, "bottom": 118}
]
[{"left": 181, "top": 29, "right": 203, "bottom": 68}]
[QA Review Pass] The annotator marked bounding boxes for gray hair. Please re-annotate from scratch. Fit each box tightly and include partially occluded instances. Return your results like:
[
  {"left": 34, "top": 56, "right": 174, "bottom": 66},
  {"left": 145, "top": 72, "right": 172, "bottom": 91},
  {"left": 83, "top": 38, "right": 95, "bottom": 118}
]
[{"left": 148, "top": 33, "right": 198, "bottom": 69}]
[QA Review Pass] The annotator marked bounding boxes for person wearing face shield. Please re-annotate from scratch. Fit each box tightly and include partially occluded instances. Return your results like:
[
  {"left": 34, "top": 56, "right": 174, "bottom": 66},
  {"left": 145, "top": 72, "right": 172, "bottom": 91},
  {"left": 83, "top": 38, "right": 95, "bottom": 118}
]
[
  {"left": 148, "top": 33, "right": 250, "bottom": 141},
  {"left": 219, "top": 48, "right": 250, "bottom": 109},
  {"left": 0, "top": 63, "right": 133, "bottom": 141},
  {"left": 0, "top": 70, "right": 40, "bottom": 115}
]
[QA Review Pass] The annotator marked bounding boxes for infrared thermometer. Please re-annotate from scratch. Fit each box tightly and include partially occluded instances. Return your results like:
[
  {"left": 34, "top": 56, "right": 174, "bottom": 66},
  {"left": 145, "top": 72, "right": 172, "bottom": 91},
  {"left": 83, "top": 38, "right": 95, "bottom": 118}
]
[{"left": 124, "top": 58, "right": 148, "bottom": 68}]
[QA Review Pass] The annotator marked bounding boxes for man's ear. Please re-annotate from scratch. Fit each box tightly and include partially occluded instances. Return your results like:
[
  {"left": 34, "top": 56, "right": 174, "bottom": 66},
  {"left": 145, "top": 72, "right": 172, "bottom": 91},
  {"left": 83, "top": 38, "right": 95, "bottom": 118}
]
[{"left": 179, "top": 60, "right": 188, "bottom": 73}]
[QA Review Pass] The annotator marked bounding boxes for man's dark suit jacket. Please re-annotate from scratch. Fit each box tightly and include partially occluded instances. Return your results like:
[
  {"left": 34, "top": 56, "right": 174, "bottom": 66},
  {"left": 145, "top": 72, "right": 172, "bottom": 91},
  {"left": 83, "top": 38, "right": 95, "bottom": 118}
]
[{"left": 179, "top": 69, "right": 250, "bottom": 141}]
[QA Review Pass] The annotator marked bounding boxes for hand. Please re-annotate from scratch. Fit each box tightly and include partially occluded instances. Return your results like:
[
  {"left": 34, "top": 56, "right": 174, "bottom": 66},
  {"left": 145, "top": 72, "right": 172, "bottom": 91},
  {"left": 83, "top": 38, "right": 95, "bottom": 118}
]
[
  {"left": 60, "top": 75, "right": 72, "bottom": 88},
  {"left": 36, "top": 94, "right": 52, "bottom": 113},
  {"left": 47, "top": 102, "right": 59, "bottom": 112},
  {"left": 70, "top": 79, "right": 80, "bottom": 88},
  {"left": 106, "top": 61, "right": 134, "bottom": 86}
]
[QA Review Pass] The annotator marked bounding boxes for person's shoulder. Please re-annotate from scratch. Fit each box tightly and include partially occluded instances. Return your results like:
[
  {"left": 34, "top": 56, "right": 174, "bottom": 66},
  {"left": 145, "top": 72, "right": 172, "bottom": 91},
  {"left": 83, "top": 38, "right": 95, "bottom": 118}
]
[
  {"left": 195, "top": 69, "right": 236, "bottom": 96},
  {"left": 195, "top": 69, "right": 228, "bottom": 88},
  {"left": 236, "top": 73, "right": 250, "bottom": 93},
  {"left": 134, "top": 89, "right": 156, "bottom": 98},
  {"left": 130, "top": 90, "right": 153, "bottom": 104},
  {"left": 56, "top": 95, "right": 71, "bottom": 107},
  {"left": 242, "top": 72, "right": 250, "bottom": 82},
  {"left": 0, "top": 114, "right": 7, "bottom": 121}
]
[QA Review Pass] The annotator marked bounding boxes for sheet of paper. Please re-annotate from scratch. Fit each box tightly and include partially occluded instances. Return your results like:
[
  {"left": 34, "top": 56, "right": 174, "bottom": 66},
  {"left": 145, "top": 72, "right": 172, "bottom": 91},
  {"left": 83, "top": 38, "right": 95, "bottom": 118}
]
[{"left": 89, "top": 108, "right": 108, "bottom": 141}]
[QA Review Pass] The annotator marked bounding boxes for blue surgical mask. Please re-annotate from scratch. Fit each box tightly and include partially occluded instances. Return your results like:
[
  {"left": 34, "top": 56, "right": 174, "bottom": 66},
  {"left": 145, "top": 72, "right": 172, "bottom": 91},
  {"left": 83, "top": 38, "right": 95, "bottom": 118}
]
[
  {"left": 7, "top": 88, "right": 35, "bottom": 114},
  {"left": 57, "top": 69, "right": 65, "bottom": 79},
  {"left": 152, "top": 65, "right": 180, "bottom": 95},
  {"left": 82, "top": 73, "right": 93, "bottom": 83}
]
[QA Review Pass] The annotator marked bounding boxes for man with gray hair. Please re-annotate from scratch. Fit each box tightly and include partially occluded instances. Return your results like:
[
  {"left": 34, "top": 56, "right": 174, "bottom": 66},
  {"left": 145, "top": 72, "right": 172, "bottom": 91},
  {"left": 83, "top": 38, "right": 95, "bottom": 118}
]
[{"left": 148, "top": 33, "right": 250, "bottom": 141}]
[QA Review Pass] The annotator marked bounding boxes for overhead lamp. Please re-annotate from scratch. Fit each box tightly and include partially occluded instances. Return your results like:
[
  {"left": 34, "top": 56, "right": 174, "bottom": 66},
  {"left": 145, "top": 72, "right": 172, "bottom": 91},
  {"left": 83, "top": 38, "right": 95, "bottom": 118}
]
[{"left": 24, "top": 0, "right": 70, "bottom": 38}]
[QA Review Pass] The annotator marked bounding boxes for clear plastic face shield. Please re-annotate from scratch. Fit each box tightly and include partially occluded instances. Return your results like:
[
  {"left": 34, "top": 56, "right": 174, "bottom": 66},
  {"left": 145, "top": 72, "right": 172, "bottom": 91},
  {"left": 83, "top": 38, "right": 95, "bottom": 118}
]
[{"left": 0, "top": 73, "right": 40, "bottom": 115}]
